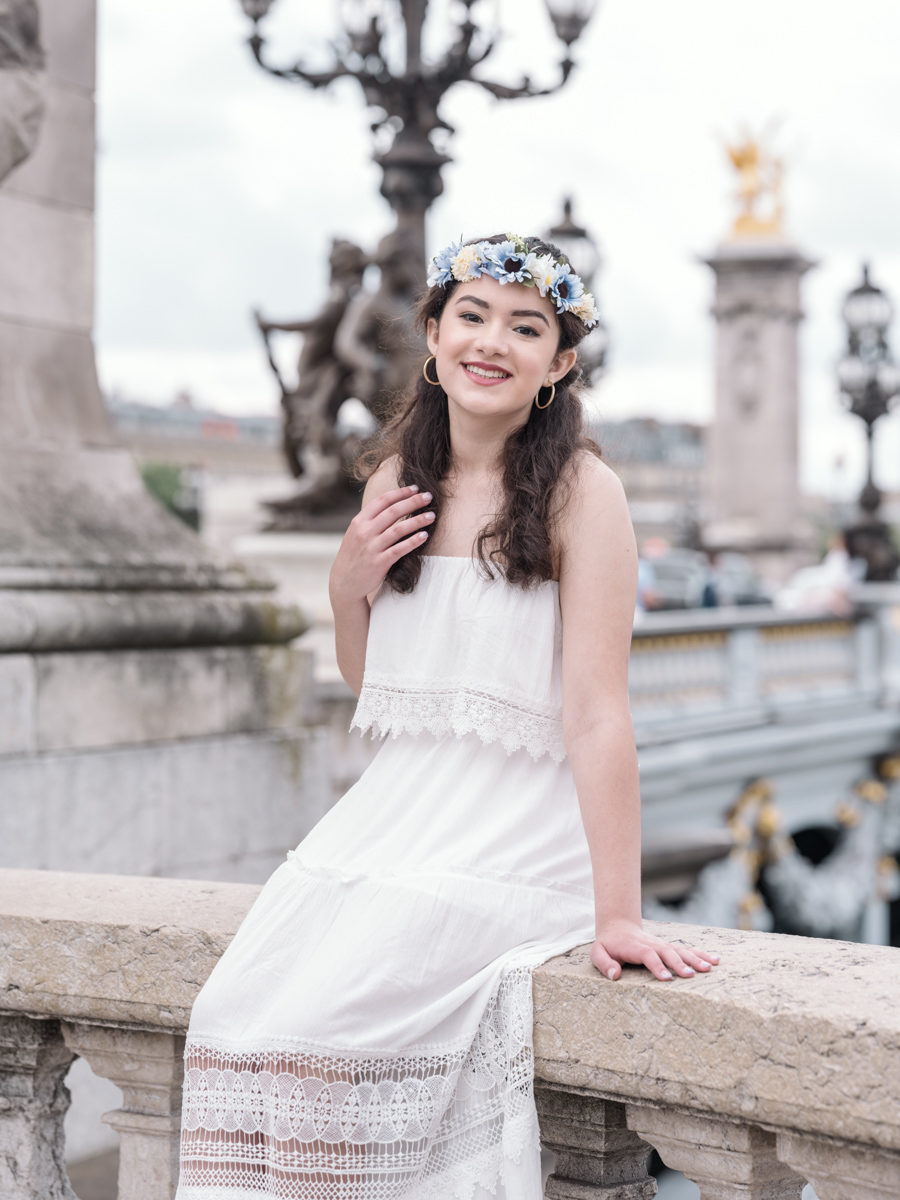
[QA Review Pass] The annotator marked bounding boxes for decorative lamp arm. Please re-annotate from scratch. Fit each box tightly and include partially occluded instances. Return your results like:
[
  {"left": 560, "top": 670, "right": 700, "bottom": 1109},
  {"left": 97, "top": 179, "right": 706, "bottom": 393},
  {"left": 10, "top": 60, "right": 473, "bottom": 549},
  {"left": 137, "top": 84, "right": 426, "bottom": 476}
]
[
  {"left": 473, "top": 56, "right": 574, "bottom": 102},
  {"left": 247, "top": 31, "right": 360, "bottom": 88}
]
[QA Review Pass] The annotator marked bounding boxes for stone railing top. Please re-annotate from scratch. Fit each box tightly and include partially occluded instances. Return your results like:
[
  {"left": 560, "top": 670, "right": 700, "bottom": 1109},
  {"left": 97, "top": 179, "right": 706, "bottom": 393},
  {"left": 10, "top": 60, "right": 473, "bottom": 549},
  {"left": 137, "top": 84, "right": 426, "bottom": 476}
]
[
  {"left": 0, "top": 869, "right": 260, "bottom": 1028},
  {"left": 534, "top": 920, "right": 900, "bottom": 1151},
  {"left": 631, "top": 604, "right": 858, "bottom": 637},
  {"left": 1, "top": 871, "right": 898, "bottom": 1153}
]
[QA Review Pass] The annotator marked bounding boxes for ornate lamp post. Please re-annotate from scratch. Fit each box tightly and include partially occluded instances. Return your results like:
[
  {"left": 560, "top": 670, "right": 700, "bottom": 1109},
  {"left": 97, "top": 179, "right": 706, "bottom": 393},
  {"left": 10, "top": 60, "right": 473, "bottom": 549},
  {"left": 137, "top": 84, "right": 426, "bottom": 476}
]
[
  {"left": 546, "top": 196, "right": 608, "bottom": 382},
  {"left": 238, "top": 0, "right": 599, "bottom": 279},
  {"left": 837, "top": 264, "right": 900, "bottom": 579}
]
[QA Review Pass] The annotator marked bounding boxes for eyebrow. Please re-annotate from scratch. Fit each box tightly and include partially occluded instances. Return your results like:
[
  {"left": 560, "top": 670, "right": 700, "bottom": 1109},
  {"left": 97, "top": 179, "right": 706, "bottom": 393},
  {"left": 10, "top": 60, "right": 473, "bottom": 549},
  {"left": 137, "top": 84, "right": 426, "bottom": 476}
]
[{"left": 454, "top": 294, "right": 550, "bottom": 328}]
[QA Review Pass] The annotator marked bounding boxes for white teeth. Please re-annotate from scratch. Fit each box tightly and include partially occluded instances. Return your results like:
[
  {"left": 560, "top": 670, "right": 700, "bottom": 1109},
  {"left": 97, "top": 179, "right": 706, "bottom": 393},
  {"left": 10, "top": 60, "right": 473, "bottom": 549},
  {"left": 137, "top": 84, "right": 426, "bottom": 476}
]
[{"left": 466, "top": 365, "right": 509, "bottom": 379}]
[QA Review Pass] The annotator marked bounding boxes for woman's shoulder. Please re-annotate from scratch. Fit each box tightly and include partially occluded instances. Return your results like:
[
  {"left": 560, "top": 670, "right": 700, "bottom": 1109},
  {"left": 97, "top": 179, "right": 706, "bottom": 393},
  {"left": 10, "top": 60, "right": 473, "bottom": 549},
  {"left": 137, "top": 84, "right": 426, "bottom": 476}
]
[
  {"left": 562, "top": 449, "right": 628, "bottom": 516},
  {"left": 362, "top": 454, "right": 402, "bottom": 504},
  {"left": 556, "top": 449, "right": 632, "bottom": 551}
]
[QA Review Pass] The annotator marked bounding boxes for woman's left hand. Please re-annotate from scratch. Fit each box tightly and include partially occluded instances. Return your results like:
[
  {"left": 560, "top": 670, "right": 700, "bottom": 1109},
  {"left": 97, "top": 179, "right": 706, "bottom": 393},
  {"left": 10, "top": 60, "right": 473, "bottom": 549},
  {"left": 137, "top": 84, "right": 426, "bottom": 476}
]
[{"left": 590, "top": 918, "right": 720, "bottom": 982}]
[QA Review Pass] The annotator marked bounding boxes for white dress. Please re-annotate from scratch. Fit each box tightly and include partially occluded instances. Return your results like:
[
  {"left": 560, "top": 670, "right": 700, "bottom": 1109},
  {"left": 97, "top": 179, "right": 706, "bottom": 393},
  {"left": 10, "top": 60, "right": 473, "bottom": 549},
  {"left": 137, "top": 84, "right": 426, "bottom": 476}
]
[{"left": 177, "top": 556, "right": 595, "bottom": 1200}]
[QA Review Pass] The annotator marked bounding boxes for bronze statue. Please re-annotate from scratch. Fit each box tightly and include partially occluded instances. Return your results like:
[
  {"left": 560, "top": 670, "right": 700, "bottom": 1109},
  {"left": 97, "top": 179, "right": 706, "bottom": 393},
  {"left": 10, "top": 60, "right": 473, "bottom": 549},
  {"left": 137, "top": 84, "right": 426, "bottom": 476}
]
[
  {"left": 0, "top": 0, "right": 46, "bottom": 184},
  {"left": 335, "top": 228, "right": 423, "bottom": 420},
  {"left": 257, "top": 229, "right": 424, "bottom": 530},
  {"left": 256, "top": 238, "right": 368, "bottom": 529}
]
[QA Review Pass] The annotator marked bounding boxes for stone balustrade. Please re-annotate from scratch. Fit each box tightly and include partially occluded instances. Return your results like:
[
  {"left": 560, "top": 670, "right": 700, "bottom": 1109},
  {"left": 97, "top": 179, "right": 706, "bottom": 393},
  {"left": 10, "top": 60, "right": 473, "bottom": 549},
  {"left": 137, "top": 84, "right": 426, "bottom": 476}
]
[
  {"left": 630, "top": 607, "right": 880, "bottom": 739},
  {"left": 0, "top": 869, "right": 897, "bottom": 1200}
]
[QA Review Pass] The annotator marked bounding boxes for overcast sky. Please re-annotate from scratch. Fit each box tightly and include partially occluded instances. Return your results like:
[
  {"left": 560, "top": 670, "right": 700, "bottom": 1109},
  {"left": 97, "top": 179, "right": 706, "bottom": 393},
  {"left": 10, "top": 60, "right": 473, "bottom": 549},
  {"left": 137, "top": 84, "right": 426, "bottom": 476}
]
[{"left": 95, "top": 0, "right": 900, "bottom": 497}]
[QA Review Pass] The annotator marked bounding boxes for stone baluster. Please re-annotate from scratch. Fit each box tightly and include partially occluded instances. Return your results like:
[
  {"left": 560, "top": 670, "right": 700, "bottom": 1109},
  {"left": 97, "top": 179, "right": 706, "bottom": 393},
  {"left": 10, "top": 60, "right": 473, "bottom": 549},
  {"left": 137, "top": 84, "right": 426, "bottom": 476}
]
[
  {"left": 626, "top": 1107, "right": 804, "bottom": 1200},
  {"left": 62, "top": 1024, "right": 185, "bottom": 1200},
  {"left": 535, "top": 1086, "right": 658, "bottom": 1198},
  {"left": 0, "top": 1014, "right": 76, "bottom": 1200},
  {"left": 776, "top": 1130, "right": 900, "bottom": 1200}
]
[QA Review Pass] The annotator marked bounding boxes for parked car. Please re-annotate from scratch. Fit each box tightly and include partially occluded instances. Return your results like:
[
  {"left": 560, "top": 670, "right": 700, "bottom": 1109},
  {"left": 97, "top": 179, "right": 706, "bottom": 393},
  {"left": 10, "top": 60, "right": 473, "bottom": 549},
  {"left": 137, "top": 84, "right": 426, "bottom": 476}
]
[
  {"left": 712, "top": 552, "right": 772, "bottom": 606},
  {"left": 646, "top": 550, "right": 770, "bottom": 610},
  {"left": 647, "top": 549, "right": 710, "bottom": 609}
]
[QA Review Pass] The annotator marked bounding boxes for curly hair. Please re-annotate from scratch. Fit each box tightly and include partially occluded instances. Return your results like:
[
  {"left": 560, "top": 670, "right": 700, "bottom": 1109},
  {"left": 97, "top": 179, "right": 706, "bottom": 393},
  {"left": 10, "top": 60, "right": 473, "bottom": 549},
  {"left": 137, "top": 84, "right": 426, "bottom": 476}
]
[{"left": 354, "top": 233, "right": 602, "bottom": 593}]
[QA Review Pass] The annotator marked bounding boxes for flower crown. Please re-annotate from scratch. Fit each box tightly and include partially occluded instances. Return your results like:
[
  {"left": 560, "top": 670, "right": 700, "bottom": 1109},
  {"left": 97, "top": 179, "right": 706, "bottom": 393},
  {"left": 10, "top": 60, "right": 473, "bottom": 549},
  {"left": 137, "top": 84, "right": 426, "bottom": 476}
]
[{"left": 426, "top": 234, "right": 599, "bottom": 328}]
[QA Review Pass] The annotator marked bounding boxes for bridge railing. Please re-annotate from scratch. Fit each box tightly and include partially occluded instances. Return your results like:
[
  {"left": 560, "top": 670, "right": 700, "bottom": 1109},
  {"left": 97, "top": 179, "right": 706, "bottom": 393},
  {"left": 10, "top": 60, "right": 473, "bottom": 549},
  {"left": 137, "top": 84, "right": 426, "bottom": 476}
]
[
  {"left": 0, "top": 869, "right": 897, "bottom": 1199},
  {"left": 630, "top": 606, "right": 880, "bottom": 741}
]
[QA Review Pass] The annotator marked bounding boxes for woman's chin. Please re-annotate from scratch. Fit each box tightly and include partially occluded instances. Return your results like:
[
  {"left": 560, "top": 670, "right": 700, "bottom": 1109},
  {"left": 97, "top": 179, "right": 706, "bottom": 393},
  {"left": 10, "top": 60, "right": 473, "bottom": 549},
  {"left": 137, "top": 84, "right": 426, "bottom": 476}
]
[{"left": 447, "top": 386, "right": 531, "bottom": 420}]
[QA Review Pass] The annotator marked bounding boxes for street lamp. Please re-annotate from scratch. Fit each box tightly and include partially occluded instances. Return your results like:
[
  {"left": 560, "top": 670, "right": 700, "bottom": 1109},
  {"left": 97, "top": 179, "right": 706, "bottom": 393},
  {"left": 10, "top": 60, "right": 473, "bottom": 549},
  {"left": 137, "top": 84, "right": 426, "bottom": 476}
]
[
  {"left": 546, "top": 196, "right": 608, "bottom": 382},
  {"left": 837, "top": 264, "right": 900, "bottom": 580},
  {"left": 238, "top": 0, "right": 600, "bottom": 279}
]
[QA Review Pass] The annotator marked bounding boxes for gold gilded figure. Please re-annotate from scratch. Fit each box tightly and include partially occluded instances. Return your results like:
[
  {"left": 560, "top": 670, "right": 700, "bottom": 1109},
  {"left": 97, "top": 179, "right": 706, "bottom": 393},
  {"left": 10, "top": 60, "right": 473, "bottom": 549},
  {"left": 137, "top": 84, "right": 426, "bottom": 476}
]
[{"left": 723, "top": 123, "right": 785, "bottom": 240}]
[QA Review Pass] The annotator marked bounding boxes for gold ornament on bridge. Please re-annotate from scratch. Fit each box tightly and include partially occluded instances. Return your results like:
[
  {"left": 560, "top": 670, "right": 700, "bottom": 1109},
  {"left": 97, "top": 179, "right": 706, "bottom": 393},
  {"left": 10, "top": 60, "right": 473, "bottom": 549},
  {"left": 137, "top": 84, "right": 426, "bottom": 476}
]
[{"left": 722, "top": 124, "right": 785, "bottom": 241}]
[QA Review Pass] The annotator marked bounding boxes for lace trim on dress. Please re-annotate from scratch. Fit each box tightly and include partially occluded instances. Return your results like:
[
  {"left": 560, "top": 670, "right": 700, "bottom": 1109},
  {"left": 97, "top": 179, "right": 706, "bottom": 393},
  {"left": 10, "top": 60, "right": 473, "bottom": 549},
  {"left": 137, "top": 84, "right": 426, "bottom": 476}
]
[
  {"left": 177, "top": 968, "right": 539, "bottom": 1200},
  {"left": 351, "top": 676, "right": 566, "bottom": 764}
]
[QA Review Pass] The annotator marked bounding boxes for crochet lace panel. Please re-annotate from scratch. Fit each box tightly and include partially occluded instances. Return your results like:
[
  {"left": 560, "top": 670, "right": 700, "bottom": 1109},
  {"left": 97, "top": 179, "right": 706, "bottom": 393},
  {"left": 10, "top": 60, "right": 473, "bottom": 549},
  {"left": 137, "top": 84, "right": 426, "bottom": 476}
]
[
  {"left": 351, "top": 675, "right": 566, "bottom": 764},
  {"left": 178, "top": 967, "right": 539, "bottom": 1200}
]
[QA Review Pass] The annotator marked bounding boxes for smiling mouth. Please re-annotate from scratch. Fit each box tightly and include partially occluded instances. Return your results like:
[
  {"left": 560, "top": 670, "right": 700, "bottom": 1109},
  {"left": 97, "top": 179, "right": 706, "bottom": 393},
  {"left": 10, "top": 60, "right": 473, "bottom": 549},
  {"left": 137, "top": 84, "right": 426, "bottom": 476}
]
[{"left": 463, "top": 363, "right": 512, "bottom": 380}]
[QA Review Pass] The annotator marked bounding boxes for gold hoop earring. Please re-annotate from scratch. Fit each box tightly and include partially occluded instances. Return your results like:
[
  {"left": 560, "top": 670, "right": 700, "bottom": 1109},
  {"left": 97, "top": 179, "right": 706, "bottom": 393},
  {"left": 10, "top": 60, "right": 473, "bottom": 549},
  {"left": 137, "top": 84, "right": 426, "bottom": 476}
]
[
  {"left": 534, "top": 381, "right": 555, "bottom": 409},
  {"left": 422, "top": 355, "right": 441, "bottom": 386}
]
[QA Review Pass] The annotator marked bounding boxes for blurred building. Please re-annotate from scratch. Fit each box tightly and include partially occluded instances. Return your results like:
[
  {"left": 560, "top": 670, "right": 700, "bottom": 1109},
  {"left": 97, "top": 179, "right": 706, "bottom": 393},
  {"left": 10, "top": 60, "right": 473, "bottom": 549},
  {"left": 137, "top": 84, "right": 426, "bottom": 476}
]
[
  {"left": 596, "top": 416, "right": 705, "bottom": 548},
  {"left": 106, "top": 392, "right": 296, "bottom": 546}
]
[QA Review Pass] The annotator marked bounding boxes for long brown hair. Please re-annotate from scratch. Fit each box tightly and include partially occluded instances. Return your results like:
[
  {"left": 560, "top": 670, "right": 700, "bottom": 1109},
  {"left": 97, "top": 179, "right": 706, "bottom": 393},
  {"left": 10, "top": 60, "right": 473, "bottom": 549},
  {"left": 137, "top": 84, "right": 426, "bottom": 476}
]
[{"left": 355, "top": 233, "right": 602, "bottom": 593}]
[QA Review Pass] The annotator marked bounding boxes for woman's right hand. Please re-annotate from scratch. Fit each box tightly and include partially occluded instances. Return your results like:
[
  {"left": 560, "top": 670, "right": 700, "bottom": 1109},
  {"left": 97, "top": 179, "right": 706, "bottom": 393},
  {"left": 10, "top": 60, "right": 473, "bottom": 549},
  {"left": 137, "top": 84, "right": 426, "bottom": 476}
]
[{"left": 329, "top": 485, "right": 435, "bottom": 606}]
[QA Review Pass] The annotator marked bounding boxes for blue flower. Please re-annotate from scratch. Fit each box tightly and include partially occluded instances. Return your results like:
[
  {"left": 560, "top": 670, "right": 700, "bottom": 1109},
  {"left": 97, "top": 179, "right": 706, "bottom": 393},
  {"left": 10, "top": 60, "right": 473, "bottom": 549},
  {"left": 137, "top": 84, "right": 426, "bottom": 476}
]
[
  {"left": 483, "top": 240, "right": 531, "bottom": 285},
  {"left": 427, "top": 240, "right": 461, "bottom": 288},
  {"left": 549, "top": 263, "right": 585, "bottom": 312}
]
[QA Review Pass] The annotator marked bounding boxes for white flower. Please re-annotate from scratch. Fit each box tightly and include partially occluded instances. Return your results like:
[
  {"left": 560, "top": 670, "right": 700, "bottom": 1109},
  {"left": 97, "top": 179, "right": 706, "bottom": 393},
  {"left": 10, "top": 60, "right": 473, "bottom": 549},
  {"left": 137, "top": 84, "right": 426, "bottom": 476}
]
[
  {"left": 525, "top": 253, "right": 557, "bottom": 297},
  {"left": 451, "top": 243, "right": 484, "bottom": 282}
]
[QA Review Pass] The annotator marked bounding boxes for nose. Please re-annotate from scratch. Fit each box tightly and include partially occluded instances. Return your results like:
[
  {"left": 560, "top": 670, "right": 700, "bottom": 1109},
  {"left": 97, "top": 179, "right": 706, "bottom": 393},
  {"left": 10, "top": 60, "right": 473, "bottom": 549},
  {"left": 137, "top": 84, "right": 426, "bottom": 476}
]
[{"left": 472, "top": 319, "right": 509, "bottom": 360}]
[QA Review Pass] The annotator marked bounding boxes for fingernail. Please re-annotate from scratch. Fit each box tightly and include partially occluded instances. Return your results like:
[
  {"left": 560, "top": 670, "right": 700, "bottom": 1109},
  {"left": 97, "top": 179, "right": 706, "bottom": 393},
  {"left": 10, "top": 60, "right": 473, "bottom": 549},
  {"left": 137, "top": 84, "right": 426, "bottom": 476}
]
[
  {"left": 710, "top": 955, "right": 720, "bottom": 963},
  {"left": 420, "top": 531, "right": 428, "bottom": 539},
  {"left": 422, "top": 492, "right": 432, "bottom": 502},
  {"left": 698, "top": 962, "right": 711, "bottom": 970},
  {"left": 660, "top": 970, "right": 672, "bottom": 980},
  {"left": 684, "top": 968, "right": 695, "bottom": 975},
  {"left": 607, "top": 967, "right": 616, "bottom": 980},
  {"left": 425, "top": 512, "right": 435, "bottom": 520},
  {"left": 409, "top": 485, "right": 419, "bottom": 492}
]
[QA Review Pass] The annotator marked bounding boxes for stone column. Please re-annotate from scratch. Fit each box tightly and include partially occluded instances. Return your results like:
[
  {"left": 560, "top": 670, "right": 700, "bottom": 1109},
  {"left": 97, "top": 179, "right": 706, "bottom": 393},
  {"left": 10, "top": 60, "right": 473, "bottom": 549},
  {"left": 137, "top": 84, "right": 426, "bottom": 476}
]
[
  {"left": 0, "top": 1014, "right": 76, "bottom": 1200},
  {"left": 627, "top": 1107, "right": 803, "bottom": 1200},
  {"left": 63, "top": 1024, "right": 185, "bottom": 1200},
  {"left": 0, "top": 0, "right": 332, "bottom": 894},
  {"left": 535, "top": 1087, "right": 658, "bottom": 1198},
  {"left": 702, "top": 241, "right": 815, "bottom": 582}
]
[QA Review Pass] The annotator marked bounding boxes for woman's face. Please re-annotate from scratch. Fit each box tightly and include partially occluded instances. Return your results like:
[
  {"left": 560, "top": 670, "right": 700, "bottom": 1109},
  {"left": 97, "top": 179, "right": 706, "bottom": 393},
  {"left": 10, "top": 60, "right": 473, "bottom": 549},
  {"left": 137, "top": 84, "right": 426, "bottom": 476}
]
[{"left": 426, "top": 274, "right": 577, "bottom": 422}]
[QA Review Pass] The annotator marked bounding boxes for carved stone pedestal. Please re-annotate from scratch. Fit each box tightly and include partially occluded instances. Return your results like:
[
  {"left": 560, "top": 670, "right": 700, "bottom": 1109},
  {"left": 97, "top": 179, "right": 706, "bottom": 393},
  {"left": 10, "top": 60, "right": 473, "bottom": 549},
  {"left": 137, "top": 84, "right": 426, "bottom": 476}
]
[
  {"left": 627, "top": 1107, "right": 803, "bottom": 1200},
  {"left": 0, "top": 1015, "right": 75, "bottom": 1200},
  {"left": 535, "top": 1087, "right": 657, "bottom": 1198}
]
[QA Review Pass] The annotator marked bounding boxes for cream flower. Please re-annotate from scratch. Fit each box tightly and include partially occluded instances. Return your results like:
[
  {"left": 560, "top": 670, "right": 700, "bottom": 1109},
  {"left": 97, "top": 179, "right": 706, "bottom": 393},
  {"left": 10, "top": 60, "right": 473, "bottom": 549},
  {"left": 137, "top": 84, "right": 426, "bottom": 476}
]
[
  {"left": 571, "top": 292, "right": 598, "bottom": 326},
  {"left": 450, "top": 244, "right": 484, "bottom": 282}
]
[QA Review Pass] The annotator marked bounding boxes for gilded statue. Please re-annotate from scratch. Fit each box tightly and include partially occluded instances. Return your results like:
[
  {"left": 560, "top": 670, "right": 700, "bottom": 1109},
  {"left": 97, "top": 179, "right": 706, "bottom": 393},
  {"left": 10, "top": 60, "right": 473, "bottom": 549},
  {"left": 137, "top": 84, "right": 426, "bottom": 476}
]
[{"left": 723, "top": 124, "right": 785, "bottom": 240}]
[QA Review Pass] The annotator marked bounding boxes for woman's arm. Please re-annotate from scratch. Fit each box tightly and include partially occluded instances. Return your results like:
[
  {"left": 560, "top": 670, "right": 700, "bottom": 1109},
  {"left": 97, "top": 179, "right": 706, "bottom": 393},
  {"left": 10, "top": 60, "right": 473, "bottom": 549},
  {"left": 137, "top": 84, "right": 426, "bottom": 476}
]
[
  {"left": 329, "top": 460, "right": 435, "bottom": 695},
  {"left": 558, "top": 455, "right": 719, "bottom": 981}
]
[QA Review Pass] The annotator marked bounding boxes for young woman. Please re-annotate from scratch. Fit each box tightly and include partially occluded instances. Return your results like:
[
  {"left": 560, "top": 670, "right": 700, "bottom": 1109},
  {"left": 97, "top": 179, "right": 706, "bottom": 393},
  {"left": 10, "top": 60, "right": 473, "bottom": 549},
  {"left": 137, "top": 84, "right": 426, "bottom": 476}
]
[{"left": 176, "top": 234, "right": 718, "bottom": 1200}]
